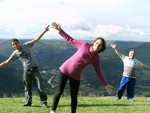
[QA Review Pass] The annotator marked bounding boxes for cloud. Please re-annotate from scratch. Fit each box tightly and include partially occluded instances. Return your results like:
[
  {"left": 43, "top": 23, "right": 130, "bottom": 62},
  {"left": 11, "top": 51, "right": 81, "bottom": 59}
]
[
  {"left": 0, "top": 0, "right": 84, "bottom": 26},
  {"left": 93, "top": 24, "right": 122, "bottom": 37},
  {"left": 0, "top": 0, "right": 150, "bottom": 41},
  {"left": 62, "top": 24, "right": 122, "bottom": 39},
  {"left": 63, "top": 24, "right": 150, "bottom": 41},
  {"left": 70, "top": 22, "right": 92, "bottom": 31},
  {"left": 15, "top": 28, "right": 26, "bottom": 35},
  {"left": 5, "top": 28, "right": 10, "bottom": 32},
  {"left": 115, "top": 26, "right": 150, "bottom": 41},
  {"left": 102, "top": 25, "right": 150, "bottom": 41}
]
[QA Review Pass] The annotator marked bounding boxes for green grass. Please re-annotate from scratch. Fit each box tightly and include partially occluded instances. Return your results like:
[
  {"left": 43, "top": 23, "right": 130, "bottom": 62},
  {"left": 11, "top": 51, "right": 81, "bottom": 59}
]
[{"left": 0, "top": 96, "right": 150, "bottom": 113}]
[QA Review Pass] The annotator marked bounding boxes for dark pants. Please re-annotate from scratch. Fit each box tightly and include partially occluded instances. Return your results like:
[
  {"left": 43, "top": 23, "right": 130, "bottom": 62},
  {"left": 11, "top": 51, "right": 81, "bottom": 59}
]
[
  {"left": 116, "top": 76, "right": 136, "bottom": 100},
  {"left": 23, "top": 67, "right": 47, "bottom": 105},
  {"left": 52, "top": 71, "right": 80, "bottom": 113}
]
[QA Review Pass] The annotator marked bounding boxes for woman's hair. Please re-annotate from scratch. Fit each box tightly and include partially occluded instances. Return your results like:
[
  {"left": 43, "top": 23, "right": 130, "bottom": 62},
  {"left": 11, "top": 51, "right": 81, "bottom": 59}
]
[
  {"left": 90, "top": 37, "right": 107, "bottom": 53},
  {"left": 10, "top": 38, "right": 19, "bottom": 43}
]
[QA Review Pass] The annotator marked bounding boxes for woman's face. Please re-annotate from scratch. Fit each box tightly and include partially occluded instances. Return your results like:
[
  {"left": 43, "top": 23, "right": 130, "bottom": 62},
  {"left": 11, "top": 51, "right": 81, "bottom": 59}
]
[{"left": 93, "top": 39, "right": 103, "bottom": 53}]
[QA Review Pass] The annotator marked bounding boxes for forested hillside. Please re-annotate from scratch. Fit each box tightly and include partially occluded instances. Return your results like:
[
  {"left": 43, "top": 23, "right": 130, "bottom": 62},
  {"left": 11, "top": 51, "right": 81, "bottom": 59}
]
[{"left": 0, "top": 39, "right": 150, "bottom": 97}]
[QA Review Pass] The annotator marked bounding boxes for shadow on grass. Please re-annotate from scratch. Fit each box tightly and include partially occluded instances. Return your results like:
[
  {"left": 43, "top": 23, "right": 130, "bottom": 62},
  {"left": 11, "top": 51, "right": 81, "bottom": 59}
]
[
  {"left": 78, "top": 104, "right": 130, "bottom": 107},
  {"left": 26, "top": 105, "right": 50, "bottom": 108},
  {"left": 56, "top": 103, "right": 130, "bottom": 108},
  {"left": 133, "top": 100, "right": 150, "bottom": 102},
  {"left": 56, "top": 103, "right": 150, "bottom": 108}
]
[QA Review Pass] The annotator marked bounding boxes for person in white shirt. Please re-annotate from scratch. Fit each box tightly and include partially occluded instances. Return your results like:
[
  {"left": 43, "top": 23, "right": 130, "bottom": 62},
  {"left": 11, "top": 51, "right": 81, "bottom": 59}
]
[{"left": 111, "top": 43, "right": 150, "bottom": 100}]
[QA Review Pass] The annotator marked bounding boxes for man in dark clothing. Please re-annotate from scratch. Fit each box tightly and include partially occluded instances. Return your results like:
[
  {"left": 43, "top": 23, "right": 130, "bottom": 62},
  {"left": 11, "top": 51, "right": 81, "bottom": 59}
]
[{"left": 0, "top": 25, "right": 49, "bottom": 108}]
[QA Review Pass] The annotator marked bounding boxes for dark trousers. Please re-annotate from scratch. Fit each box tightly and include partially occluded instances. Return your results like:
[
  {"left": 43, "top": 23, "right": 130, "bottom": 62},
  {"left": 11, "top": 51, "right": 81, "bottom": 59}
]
[
  {"left": 116, "top": 76, "right": 136, "bottom": 100},
  {"left": 52, "top": 71, "right": 80, "bottom": 113},
  {"left": 23, "top": 67, "right": 47, "bottom": 105}
]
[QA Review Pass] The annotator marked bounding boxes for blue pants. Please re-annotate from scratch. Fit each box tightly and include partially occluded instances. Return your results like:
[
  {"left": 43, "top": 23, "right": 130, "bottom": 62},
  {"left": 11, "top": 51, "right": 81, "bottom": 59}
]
[{"left": 116, "top": 76, "right": 136, "bottom": 100}]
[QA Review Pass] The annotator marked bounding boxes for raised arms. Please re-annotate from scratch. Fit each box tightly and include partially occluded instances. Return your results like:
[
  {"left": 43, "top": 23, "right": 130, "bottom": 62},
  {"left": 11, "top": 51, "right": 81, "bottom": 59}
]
[
  {"left": 0, "top": 59, "right": 12, "bottom": 68},
  {"left": 111, "top": 43, "right": 150, "bottom": 69},
  {"left": 51, "top": 22, "right": 62, "bottom": 32},
  {"left": 111, "top": 43, "right": 122, "bottom": 58},
  {"left": 51, "top": 22, "right": 85, "bottom": 49},
  {"left": 142, "top": 64, "right": 150, "bottom": 69},
  {"left": 32, "top": 25, "right": 50, "bottom": 44}
]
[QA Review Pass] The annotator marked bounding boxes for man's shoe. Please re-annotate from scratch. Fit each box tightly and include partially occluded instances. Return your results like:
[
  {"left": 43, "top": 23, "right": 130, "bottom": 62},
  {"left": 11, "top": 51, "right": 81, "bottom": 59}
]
[
  {"left": 23, "top": 103, "right": 31, "bottom": 106},
  {"left": 50, "top": 111, "right": 55, "bottom": 113},
  {"left": 42, "top": 103, "right": 48, "bottom": 108},
  {"left": 128, "top": 99, "right": 135, "bottom": 101},
  {"left": 117, "top": 98, "right": 120, "bottom": 100}
]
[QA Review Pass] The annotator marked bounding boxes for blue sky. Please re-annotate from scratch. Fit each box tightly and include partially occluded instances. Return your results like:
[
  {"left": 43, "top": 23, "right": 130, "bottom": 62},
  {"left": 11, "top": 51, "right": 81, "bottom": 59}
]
[{"left": 0, "top": 0, "right": 150, "bottom": 41}]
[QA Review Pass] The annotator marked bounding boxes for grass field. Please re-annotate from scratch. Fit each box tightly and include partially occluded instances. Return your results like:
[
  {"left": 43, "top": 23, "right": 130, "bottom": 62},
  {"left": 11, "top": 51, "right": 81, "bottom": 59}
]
[{"left": 0, "top": 96, "right": 150, "bottom": 113}]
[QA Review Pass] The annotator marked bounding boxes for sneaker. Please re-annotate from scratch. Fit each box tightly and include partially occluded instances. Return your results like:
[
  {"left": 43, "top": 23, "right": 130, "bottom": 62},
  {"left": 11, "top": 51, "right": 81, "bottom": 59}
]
[
  {"left": 128, "top": 99, "right": 134, "bottom": 101},
  {"left": 50, "top": 111, "right": 55, "bottom": 113},
  {"left": 42, "top": 103, "right": 48, "bottom": 108},
  {"left": 23, "top": 103, "right": 31, "bottom": 106},
  {"left": 116, "top": 98, "right": 120, "bottom": 100}
]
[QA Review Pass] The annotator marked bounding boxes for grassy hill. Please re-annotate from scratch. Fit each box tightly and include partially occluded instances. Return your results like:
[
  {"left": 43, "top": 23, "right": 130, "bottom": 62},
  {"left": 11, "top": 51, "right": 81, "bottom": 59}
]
[
  {"left": 0, "top": 96, "right": 150, "bottom": 113},
  {"left": 0, "top": 39, "right": 150, "bottom": 97}
]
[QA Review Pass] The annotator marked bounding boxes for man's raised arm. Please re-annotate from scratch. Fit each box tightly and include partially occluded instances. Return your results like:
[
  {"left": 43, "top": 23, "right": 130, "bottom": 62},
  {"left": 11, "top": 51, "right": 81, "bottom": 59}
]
[
  {"left": 111, "top": 43, "right": 122, "bottom": 58},
  {"left": 32, "top": 25, "right": 50, "bottom": 44}
]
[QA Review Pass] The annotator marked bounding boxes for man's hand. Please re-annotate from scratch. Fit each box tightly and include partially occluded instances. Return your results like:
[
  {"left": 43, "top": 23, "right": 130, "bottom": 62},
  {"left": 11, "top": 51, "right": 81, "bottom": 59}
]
[
  {"left": 44, "top": 25, "right": 50, "bottom": 32},
  {"left": 32, "top": 25, "right": 50, "bottom": 43},
  {"left": 111, "top": 43, "right": 116, "bottom": 49}
]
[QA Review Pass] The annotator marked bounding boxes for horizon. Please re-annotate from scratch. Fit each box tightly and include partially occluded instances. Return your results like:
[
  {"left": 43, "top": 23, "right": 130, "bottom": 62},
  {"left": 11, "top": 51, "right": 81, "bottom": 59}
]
[{"left": 0, "top": 38, "right": 149, "bottom": 43}]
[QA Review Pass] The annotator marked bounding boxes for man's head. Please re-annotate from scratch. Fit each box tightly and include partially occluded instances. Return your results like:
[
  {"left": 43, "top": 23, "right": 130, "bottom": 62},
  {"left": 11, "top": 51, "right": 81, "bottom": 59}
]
[
  {"left": 129, "top": 49, "right": 135, "bottom": 59},
  {"left": 10, "top": 38, "right": 21, "bottom": 50}
]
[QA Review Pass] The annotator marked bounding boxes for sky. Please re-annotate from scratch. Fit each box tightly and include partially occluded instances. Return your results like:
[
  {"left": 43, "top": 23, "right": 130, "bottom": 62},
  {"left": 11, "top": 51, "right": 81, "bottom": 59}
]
[{"left": 0, "top": 0, "right": 150, "bottom": 41}]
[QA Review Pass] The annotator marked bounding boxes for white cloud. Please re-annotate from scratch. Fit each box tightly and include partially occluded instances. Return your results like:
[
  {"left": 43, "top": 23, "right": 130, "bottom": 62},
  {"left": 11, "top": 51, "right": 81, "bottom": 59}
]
[
  {"left": 64, "top": 24, "right": 150, "bottom": 42},
  {"left": 93, "top": 24, "right": 122, "bottom": 37},
  {"left": 5, "top": 28, "right": 10, "bottom": 32},
  {"left": 106, "top": 26, "right": 150, "bottom": 41},
  {"left": 70, "top": 30, "right": 92, "bottom": 39},
  {"left": 15, "top": 28, "right": 26, "bottom": 35},
  {"left": 0, "top": 0, "right": 84, "bottom": 26},
  {"left": 0, "top": 0, "right": 150, "bottom": 41}
]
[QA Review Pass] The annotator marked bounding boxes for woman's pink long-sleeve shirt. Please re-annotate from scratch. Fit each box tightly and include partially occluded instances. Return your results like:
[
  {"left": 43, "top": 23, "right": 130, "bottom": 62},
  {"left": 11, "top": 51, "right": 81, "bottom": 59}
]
[{"left": 59, "top": 30, "right": 108, "bottom": 86}]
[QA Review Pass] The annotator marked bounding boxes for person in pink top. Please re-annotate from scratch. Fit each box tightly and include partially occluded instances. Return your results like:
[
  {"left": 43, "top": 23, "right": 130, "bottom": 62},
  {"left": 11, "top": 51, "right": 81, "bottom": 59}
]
[{"left": 50, "top": 22, "right": 113, "bottom": 113}]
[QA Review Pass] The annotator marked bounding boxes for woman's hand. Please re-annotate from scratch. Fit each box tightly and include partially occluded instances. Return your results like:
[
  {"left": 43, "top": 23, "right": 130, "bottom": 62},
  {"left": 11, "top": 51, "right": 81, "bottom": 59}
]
[
  {"left": 105, "top": 84, "right": 113, "bottom": 94},
  {"left": 51, "top": 22, "right": 62, "bottom": 32}
]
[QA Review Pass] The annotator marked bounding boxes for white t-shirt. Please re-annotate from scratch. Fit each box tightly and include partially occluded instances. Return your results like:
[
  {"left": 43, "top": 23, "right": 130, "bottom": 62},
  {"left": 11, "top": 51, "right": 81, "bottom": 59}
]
[{"left": 121, "top": 55, "right": 143, "bottom": 78}]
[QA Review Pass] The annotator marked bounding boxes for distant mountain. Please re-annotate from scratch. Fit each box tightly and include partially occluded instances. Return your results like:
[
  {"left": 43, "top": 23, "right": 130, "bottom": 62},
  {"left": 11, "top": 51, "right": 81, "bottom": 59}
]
[
  {"left": 107, "top": 41, "right": 144, "bottom": 50},
  {"left": 0, "top": 39, "right": 7, "bottom": 44},
  {"left": 0, "top": 39, "right": 150, "bottom": 97}
]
